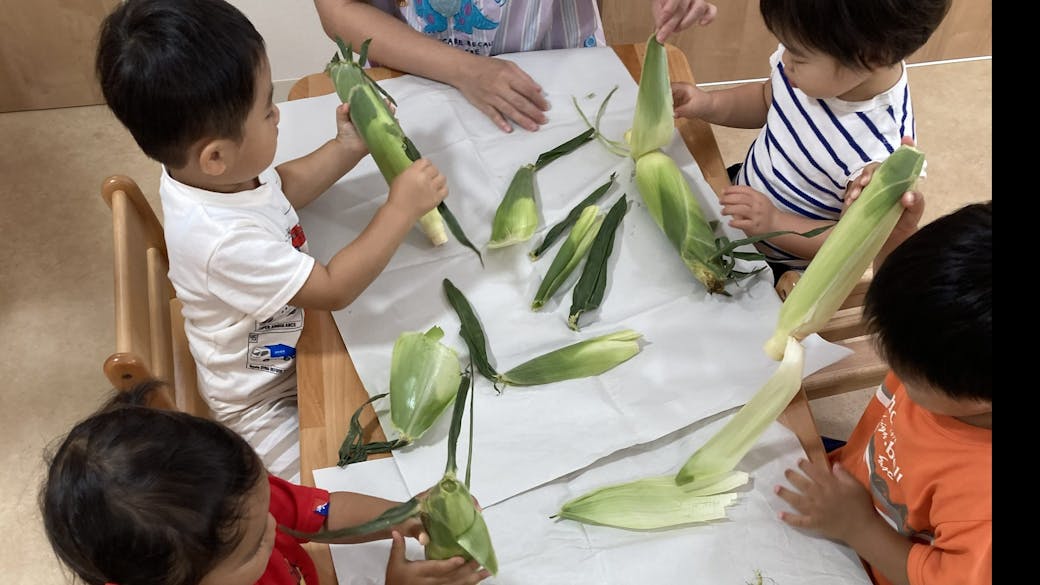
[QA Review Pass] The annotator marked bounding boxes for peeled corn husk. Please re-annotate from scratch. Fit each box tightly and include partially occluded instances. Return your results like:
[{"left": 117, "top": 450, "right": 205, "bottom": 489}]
[
  {"left": 763, "top": 145, "right": 926, "bottom": 360},
  {"left": 628, "top": 35, "right": 675, "bottom": 159},
  {"left": 389, "top": 327, "right": 462, "bottom": 443},
  {"left": 495, "top": 329, "right": 642, "bottom": 387},
  {"left": 488, "top": 164, "right": 539, "bottom": 248}
]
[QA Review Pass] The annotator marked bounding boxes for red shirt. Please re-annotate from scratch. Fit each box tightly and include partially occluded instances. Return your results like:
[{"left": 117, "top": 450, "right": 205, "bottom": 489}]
[
  {"left": 831, "top": 372, "right": 992, "bottom": 585},
  {"left": 259, "top": 475, "right": 331, "bottom": 585}
]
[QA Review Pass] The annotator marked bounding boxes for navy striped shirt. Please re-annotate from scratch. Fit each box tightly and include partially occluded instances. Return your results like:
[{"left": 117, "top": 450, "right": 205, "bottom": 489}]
[{"left": 738, "top": 46, "right": 916, "bottom": 267}]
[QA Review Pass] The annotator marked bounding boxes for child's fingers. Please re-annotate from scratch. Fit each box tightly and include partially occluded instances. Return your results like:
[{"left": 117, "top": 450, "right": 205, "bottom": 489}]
[
  {"left": 774, "top": 484, "right": 808, "bottom": 511},
  {"left": 900, "top": 135, "right": 915, "bottom": 147},
  {"left": 777, "top": 509, "right": 813, "bottom": 529},
  {"left": 782, "top": 467, "right": 813, "bottom": 493},
  {"left": 388, "top": 530, "right": 406, "bottom": 565}
]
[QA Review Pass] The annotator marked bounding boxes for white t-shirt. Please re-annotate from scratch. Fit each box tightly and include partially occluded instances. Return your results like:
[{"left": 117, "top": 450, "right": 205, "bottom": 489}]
[
  {"left": 737, "top": 45, "right": 917, "bottom": 267},
  {"left": 159, "top": 168, "right": 315, "bottom": 419}
]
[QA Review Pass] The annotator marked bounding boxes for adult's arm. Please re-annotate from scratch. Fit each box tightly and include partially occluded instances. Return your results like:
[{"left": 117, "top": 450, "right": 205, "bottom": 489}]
[{"left": 312, "top": 0, "right": 550, "bottom": 132}]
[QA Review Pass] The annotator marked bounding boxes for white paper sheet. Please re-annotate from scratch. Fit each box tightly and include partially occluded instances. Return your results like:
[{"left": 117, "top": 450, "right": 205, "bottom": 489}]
[
  {"left": 275, "top": 48, "right": 850, "bottom": 507},
  {"left": 313, "top": 417, "right": 871, "bottom": 585}
]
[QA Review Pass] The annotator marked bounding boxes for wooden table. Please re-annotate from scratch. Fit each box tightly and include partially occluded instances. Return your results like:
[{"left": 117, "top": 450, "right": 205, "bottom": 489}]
[{"left": 292, "top": 42, "right": 826, "bottom": 583}]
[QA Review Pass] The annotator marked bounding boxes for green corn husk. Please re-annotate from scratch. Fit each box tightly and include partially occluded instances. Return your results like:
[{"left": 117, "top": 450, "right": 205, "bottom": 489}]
[
  {"left": 676, "top": 337, "right": 805, "bottom": 485},
  {"left": 568, "top": 195, "right": 629, "bottom": 331},
  {"left": 628, "top": 35, "right": 674, "bottom": 159},
  {"left": 530, "top": 172, "right": 616, "bottom": 260},
  {"left": 532, "top": 205, "right": 604, "bottom": 310},
  {"left": 636, "top": 151, "right": 729, "bottom": 293},
  {"left": 495, "top": 329, "right": 642, "bottom": 388},
  {"left": 337, "top": 327, "right": 464, "bottom": 465},
  {"left": 763, "top": 145, "right": 926, "bottom": 360},
  {"left": 327, "top": 39, "right": 482, "bottom": 263},
  {"left": 488, "top": 164, "right": 539, "bottom": 248},
  {"left": 555, "top": 471, "right": 748, "bottom": 530},
  {"left": 285, "top": 364, "right": 498, "bottom": 574}
]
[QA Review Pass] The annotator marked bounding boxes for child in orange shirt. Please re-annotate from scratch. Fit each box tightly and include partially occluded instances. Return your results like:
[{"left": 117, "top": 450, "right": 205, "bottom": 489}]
[{"left": 776, "top": 200, "right": 992, "bottom": 585}]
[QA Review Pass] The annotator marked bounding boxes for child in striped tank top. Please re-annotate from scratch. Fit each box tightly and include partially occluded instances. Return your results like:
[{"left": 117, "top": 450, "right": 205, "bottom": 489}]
[{"left": 671, "top": 0, "right": 951, "bottom": 280}]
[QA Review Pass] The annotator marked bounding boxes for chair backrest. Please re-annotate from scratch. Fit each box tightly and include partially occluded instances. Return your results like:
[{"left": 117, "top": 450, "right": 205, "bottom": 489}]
[
  {"left": 100, "top": 175, "right": 210, "bottom": 417},
  {"left": 776, "top": 271, "right": 887, "bottom": 400}
]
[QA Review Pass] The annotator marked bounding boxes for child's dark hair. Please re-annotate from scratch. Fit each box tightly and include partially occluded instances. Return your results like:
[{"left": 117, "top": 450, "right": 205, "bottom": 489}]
[
  {"left": 759, "top": 0, "right": 951, "bottom": 70},
  {"left": 864, "top": 201, "right": 992, "bottom": 402},
  {"left": 40, "top": 380, "right": 264, "bottom": 585},
  {"left": 95, "top": 0, "right": 266, "bottom": 168}
]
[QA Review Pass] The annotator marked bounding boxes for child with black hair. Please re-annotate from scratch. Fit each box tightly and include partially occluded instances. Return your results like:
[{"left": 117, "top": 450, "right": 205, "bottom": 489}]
[
  {"left": 95, "top": 0, "right": 449, "bottom": 482},
  {"left": 671, "top": 0, "right": 951, "bottom": 282},
  {"left": 40, "top": 380, "right": 490, "bottom": 585},
  {"left": 776, "top": 200, "right": 992, "bottom": 585}
]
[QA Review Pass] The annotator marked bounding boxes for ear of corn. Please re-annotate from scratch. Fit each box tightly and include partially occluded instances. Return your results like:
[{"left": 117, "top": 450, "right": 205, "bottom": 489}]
[
  {"left": 327, "top": 39, "right": 482, "bottom": 263},
  {"left": 763, "top": 145, "right": 926, "bottom": 360},
  {"left": 628, "top": 36, "right": 674, "bottom": 159},
  {"left": 495, "top": 329, "right": 642, "bottom": 388},
  {"left": 676, "top": 336, "right": 804, "bottom": 485},
  {"left": 554, "top": 473, "right": 744, "bottom": 530},
  {"left": 532, "top": 205, "right": 604, "bottom": 310},
  {"left": 488, "top": 164, "right": 539, "bottom": 248},
  {"left": 636, "top": 151, "right": 729, "bottom": 293},
  {"left": 421, "top": 365, "right": 498, "bottom": 574}
]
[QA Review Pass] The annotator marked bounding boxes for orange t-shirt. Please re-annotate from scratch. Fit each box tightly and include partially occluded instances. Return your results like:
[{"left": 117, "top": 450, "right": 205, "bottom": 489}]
[{"left": 831, "top": 372, "right": 991, "bottom": 585}]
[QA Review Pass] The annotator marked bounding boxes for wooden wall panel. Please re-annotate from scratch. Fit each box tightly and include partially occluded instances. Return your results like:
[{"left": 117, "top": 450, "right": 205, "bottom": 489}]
[
  {"left": 600, "top": 0, "right": 992, "bottom": 84},
  {"left": 0, "top": 0, "right": 118, "bottom": 112}
]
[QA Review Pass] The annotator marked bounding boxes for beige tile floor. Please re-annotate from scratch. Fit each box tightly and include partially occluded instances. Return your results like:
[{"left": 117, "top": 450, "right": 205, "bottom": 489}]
[{"left": 0, "top": 59, "right": 990, "bottom": 582}]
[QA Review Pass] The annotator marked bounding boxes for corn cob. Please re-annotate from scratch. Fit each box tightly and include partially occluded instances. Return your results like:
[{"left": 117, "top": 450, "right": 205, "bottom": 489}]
[
  {"left": 676, "top": 336, "right": 804, "bottom": 485},
  {"left": 285, "top": 363, "right": 498, "bottom": 574},
  {"left": 763, "top": 145, "right": 926, "bottom": 360},
  {"left": 532, "top": 205, "right": 604, "bottom": 310},
  {"left": 555, "top": 471, "right": 748, "bottom": 530},
  {"left": 628, "top": 35, "right": 674, "bottom": 159},
  {"left": 327, "top": 39, "right": 482, "bottom": 263},
  {"left": 495, "top": 329, "right": 642, "bottom": 388},
  {"left": 338, "top": 327, "right": 464, "bottom": 465}
]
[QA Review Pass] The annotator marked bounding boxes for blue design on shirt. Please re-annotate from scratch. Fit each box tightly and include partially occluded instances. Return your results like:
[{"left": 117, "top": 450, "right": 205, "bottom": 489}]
[
  {"left": 314, "top": 501, "right": 330, "bottom": 517},
  {"left": 583, "top": 35, "right": 597, "bottom": 47},
  {"left": 416, "top": 0, "right": 500, "bottom": 34}
]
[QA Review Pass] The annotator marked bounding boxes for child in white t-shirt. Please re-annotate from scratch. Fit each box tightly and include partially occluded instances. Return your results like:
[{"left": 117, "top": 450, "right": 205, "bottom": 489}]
[{"left": 96, "top": 0, "right": 448, "bottom": 481}]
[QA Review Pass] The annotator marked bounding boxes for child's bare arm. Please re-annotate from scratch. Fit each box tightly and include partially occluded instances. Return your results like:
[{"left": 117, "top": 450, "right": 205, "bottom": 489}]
[
  {"left": 278, "top": 103, "right": 368, "bottom": 210},
  {"left": 671, "top": 79, "right": 771, "bottom": 129},
  {"left": 288, "top": 158, "right": 447, "bottom": 311},
  {"left": 719, "top": 184, "right": 834, "bottom": 259},
  {"left": 777, "top": 459, "right": 913, "bottom": 585}
]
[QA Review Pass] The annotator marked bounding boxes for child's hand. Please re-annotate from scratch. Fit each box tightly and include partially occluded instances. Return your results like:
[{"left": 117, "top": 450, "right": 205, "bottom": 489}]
[
  {"left": 774, "top": 459, "right": 875, "bottom": 543},
  {"left": 719, "top": 185, "right": 778, "bottom": 235},
  {"left": 388, "top": 158, "right": 449, "bottom": 221},
  {"left": 671, "top": 81, "right": 710, "bottom": 119},
  {"left": 385, "top": 531, "right": 491, "bottom": 585},
  {"left": 334, "top": 103, "right": 368, "bottom": 157}
]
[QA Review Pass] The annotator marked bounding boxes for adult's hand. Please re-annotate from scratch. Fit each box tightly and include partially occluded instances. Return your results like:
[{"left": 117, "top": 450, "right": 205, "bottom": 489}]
[
  {"left": 454, "top": 55, "right": 550, "bottom": 133},
  {"left": 653, "top": 0, "right": 718, "bottom": 43}
]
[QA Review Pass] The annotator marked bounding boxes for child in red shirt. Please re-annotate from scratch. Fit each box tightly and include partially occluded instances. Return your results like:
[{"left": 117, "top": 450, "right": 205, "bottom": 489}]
[
  {"left": 776, "top": 200, "right": 992, "bottom": 585},
  {"left": 40, "top": 380, "right": 490, "bottom": 585}
]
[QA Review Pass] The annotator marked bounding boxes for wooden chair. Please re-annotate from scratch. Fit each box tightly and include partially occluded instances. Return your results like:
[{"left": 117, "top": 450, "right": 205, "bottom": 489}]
[
  {"left": 100, "top": 175, "right": 210, "bottom": 417},
  {"left": 776, "top": 271, "right": 887, "bottom": 400}
]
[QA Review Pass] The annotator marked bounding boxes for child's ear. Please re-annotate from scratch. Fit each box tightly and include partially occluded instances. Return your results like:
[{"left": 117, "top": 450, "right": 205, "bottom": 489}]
[{"left": 197, "top": 138, "right": 233, "bottom": 177}]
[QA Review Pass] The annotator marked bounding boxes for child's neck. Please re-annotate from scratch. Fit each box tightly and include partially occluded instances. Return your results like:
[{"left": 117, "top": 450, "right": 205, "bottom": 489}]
[
  {"left": 956, "top": 411, "right": 992, "bottom": 430},
  {"left": 838, "top": 62, "right": 903, "bottom": 102},
  {"left": 169, "top": 167, "right": 261, "bottom": 194}
]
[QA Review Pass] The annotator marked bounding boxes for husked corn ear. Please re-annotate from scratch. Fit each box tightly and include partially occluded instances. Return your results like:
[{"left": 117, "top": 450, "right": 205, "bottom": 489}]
[
  {"left": 488, "top": 164, "right": 539, "bottom": 248},
  {"left": 389, "top": 327, "right": 462, "bottom": 443},
  {"left": 326, "top": 41, "right": 447, "bottom": 245},
  {"left": 422, "top": 472, "right": 498, "bottom": 574},
  {"left": 676, "top": 337, "right": 804, "bottom": 485},
  {"left": 495, "top": 329, "right": 642, "bottom": 387},
  {"left": 763, "top": 145, "right": 926, "bottom": 360},
  {"left": 636, "top": 151, "right": 727, "bottom": 293},
  {"left": 532, "top": 205, "right": 604, "bottom": 310},
  {"left": 628, "top": 35, "right": 674, "bottom": 159},
  {"left": 556, "top": 473, "right": 745, "bottom": 530}
]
